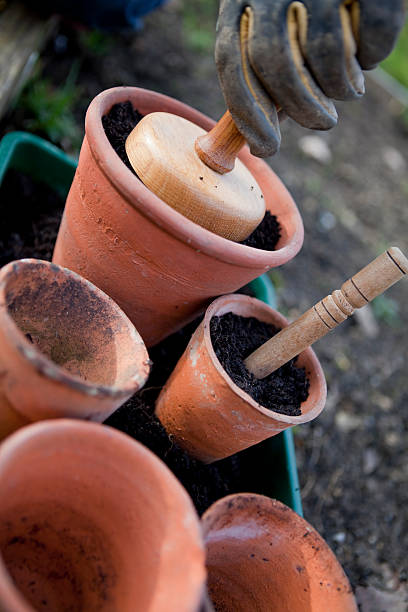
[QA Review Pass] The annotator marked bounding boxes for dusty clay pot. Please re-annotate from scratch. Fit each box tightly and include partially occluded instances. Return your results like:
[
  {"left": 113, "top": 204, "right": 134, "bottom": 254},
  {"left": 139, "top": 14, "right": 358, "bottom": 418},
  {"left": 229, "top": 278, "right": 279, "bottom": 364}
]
[
  {"left": 0, "top": 419, "right": 206, "bottom": 611},
  {"left": 155, "top": 294, "right": 326, "bottom": 463},
  {"left": 202, "top": 494, "right": 357, "bottom": 612},
  {"left": 52, "top": 86, "right": 304, "bottom": 346},
  {"left": 0, "top": 259, "right": 150, "bottom": 440}
]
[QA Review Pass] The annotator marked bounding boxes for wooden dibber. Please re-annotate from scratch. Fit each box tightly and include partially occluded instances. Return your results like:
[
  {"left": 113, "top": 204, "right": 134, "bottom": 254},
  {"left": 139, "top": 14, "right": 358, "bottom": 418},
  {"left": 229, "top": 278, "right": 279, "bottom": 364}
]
[
  {"left": 125, "top": 109, "right": 265, "bottom": 242},
  {"left": 244, "top": 247, "right": 408, "bottom": 379}
]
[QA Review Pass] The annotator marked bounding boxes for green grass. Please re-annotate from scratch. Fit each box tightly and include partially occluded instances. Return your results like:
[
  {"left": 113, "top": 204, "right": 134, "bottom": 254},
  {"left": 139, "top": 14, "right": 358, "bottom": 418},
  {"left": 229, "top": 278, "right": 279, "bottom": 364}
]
[
  {"left": 79, "top": 29, "right": 113, "bottom": 56},
  {"left": 181, "top": 0, "right": 218, "bottom": 54},
  {"left": 371, "top": 295, "right": 401, "bottom": 328},
  {"left": 268, "top": 269, "right": 285, "bottom": 292},
  {"left": 16, "top": 60, "right": 82, "bottom": 153},
  {"left": 381, "top": 19, "right": 408, "bottom": 88}
]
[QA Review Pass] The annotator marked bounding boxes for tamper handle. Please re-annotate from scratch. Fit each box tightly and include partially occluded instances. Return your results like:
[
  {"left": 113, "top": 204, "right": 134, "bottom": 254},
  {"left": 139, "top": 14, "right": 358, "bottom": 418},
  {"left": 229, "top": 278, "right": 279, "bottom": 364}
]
[
  {"left": 195, "top": 111, "right": 246, "bottom": 175},
  {"left": 244, "top": 247, "right": 408, "bottom": 379}
]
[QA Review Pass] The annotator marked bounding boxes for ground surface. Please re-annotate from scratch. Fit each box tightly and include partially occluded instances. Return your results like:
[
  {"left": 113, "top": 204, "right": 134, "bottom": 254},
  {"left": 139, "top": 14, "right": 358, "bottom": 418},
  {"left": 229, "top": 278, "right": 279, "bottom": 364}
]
[{"left": 1, "top": 1, "right": 407, "bottom": 607}]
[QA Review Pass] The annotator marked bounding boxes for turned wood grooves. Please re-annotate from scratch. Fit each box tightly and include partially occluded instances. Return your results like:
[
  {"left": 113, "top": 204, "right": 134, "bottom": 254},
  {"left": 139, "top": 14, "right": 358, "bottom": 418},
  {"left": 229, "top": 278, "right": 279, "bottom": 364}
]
[{"left": 244, "top": 247, "right": 408, "bottom": 379}]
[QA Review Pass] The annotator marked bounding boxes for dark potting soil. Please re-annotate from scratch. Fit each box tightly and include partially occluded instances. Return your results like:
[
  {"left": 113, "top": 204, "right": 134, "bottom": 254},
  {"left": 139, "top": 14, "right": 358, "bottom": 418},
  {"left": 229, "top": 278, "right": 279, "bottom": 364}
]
[
  {"left": 101, "top": 101, "right": 143, "bottom": 173},
  {"left": 210, "top": 312, "right": 309, "bottom": 416},
  {"left": 239, "top": 211, "right": 281, "bottom": 249},
  {"left": 102, "top": 101, "right": 281, "bottom": 250},
  {"left": 0, "top": 169, "right": 64, "bottom": 266}
]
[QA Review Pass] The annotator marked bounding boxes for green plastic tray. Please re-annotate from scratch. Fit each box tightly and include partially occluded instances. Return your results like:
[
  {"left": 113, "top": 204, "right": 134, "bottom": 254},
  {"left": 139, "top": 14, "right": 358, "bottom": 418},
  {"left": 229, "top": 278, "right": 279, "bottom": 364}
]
[
  {"left": 0, "top": 131, "right": 77, "bottom": 196},
  {"left": 0, "top": 130, "right": 303, "bottom": 516}
]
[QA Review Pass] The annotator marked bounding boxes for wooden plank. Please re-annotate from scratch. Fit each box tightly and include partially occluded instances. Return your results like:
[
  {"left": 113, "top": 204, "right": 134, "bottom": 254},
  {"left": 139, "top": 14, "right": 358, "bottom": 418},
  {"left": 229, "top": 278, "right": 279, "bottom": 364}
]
[{"left": 0, "top": 1, "right": 58, "bottom": 120}]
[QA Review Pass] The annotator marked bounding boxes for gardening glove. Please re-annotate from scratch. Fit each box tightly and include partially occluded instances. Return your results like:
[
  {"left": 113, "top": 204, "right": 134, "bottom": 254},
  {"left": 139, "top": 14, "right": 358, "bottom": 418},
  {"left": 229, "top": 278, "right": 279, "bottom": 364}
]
[{"left": 215, "top": 0, "right": 405, "bottom": 157}]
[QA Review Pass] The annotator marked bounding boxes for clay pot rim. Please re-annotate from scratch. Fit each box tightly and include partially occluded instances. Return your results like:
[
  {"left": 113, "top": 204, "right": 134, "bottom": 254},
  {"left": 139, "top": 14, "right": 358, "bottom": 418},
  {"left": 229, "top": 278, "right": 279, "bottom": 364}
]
[
  {"left": 0, "top": 418, "right": 201, "bottom": 500},
  {"left": 201, "top": 492, "right": 299, "bottom": 533},
  {"left": 0, "top": 419, "right": 206, "bottom": 612},
  {"left": 0, "top": 259, "right": 149, "bottom": 399},
  {"left": 202, "top": 293, "right": 327, "bottom": 424},
  {"left": 86, "top": 86, "right": 304, "bottom": 268}
]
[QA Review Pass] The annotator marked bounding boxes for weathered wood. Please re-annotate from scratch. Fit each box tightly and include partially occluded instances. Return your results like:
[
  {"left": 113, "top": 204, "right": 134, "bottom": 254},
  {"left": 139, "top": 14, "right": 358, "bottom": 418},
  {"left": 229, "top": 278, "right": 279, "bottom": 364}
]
[
  {"left": 0, "top": 1, "right": 57, "bottom": 120},
  {"left": 244, "top": 247, "right": 408, "bottom": 379}
]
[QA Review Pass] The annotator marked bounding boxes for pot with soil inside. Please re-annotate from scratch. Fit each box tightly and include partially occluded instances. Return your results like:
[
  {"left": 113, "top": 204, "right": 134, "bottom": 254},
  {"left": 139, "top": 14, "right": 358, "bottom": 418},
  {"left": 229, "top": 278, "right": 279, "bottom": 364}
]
[
  {"left": 156, "top": 293, "right": 326, "bottom": 463},
  {"left": 156, "top": 247, "right": 408, "bottom": 463},
  {"left": 202, "top": 493, "right": 357, "bottom": 612},
  {"left": 0, "top": 132, "right": 304, "bottom": 520},
  {"left": 0, "top": 258, "right": 150, "bottom": 440},
  {"left": 52, "top": 86, "right": 304, "bottom": 346},
  {"left": 0, "top": 419, "right": 206, "bottom": 612}
]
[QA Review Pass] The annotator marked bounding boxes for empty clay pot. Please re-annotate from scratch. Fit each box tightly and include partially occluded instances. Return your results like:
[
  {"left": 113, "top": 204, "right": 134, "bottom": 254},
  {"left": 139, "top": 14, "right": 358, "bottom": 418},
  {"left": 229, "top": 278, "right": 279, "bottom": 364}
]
[
  {"left": 202, "top": 494, "right": 357, "bottom": 612},
  {"left": 155, "top": 294, "right": 326, "bottom": 463},
  {"left": 0, "top": 259, "right": 150, "bottom": 440},
  {"left": 0, "top": 419, "right": 206, "bottom": 611},
  {"left": 52, "top": 86, "right": 304, "bottom": 346}
]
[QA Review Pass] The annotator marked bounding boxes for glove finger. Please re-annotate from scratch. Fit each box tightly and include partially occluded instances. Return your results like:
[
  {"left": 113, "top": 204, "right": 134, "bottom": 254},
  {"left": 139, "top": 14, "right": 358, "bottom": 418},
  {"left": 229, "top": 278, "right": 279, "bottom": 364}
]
[
  {"left": 215, "top": 2, "right": 281, "bottom": 157},
  {"left": 355, "top": 0, "right": 405, "bottom": 69},
  {"left": 247, "top": 0, "right": 338, "bottom": 130},
  {"left": 301, "top": 0, "right": 365, "bottom": 100}
]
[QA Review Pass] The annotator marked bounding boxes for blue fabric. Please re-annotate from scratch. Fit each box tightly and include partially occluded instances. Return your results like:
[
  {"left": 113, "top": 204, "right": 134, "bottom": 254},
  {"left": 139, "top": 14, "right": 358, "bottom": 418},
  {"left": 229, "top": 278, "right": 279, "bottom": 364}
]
[{"left": 27, "top": 0, "right": 168, "bottom": 30}]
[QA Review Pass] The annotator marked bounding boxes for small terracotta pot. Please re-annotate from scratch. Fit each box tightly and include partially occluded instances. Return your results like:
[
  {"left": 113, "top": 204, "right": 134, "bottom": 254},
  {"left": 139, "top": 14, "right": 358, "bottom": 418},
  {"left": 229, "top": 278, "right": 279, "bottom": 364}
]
[
  {"left": 202, "top": 494, "right": 357, "bottom": 612},
  {"left": 52, "top": 86, "right": 304, "bottom": 346},
  {"left": 155, "top": 294, "right": 326, "bottom": 463},
  {"left": 0, "top": 259, "right": 150, "bottom": 440},
  {"left": 0, "top": 419, "right": 206, "bottom": 611}
]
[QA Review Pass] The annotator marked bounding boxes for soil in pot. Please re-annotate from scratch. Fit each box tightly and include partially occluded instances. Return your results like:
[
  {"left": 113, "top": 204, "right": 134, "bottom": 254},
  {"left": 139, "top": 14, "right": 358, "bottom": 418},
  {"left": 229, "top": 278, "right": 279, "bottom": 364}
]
[
  {"left": 210, "top": 312, "right": 309, "bottom": 416},
  {"left": 102, "top": 101, "right": 281, "bottom": 250}
]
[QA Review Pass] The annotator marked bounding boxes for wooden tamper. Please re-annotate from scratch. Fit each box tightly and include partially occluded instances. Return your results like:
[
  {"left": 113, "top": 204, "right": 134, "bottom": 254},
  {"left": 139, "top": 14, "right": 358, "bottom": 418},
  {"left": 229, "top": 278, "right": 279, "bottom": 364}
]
[
  {"left": 244, "top": 247, "right": 408, "bottom": 378},
  {"left": 125, "top": 3, "right": 359, "bottom": 243},
  {"left": 125, "top": 109, "right": 265, "bottom": 242},
  {"left": 125, "top": 6, "right": 267, "bottom": 242}
]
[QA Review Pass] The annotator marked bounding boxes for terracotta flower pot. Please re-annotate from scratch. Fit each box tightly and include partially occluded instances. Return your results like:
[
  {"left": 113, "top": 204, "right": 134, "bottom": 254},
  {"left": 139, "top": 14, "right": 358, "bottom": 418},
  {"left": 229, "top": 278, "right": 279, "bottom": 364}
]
[
  {"left": 0, "top": 419, "right": 206, "bottom": 611},
  {"left": 52, "top": 86, "right": 304, "bottom": 346},
  {"left": 155, "top": 294, "right": 326, "bottom": 463},
  {"left": 0, "top": 259, "right": 150, "bottom": 440},
  {"left": 202, "top": 494, "right": 357, "bottom": 612}
]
